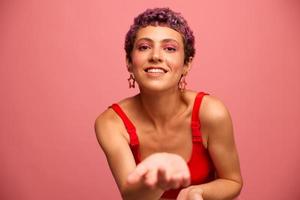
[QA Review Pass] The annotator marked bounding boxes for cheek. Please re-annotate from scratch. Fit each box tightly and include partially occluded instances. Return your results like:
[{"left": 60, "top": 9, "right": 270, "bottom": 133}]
[
  {"left": 131, "top": 52, "right": 146, "bottom": 67},
  {"left": 165, "top": 53, "right": 185, "bottom": 71}
]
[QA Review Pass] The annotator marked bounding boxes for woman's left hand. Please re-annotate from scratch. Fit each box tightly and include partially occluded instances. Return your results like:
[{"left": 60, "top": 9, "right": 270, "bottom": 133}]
[{"left": 176, "top": 186, "right": 204, "bottom": 200}]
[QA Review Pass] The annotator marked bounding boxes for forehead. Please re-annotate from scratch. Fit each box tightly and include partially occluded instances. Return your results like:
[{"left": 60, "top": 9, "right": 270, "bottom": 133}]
[{"left": 135, "top": 25, "right": 184, "bottom": 45}]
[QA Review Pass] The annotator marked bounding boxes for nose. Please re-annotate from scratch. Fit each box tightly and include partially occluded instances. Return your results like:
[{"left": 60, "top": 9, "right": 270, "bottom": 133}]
[{"left": 149, "top": 46, "right": 163, "bottom": 63}]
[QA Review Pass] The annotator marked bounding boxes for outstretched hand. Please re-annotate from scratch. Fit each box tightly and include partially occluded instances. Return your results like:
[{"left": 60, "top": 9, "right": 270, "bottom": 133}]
[{"left": 127, "top": 152, "right": 191, "bottom": 190}]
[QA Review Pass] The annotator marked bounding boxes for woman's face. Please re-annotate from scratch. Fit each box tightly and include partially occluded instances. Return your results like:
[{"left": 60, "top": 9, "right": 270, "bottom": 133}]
[{"left": 128, "top": 25, "right": 191, "bottom": 92}]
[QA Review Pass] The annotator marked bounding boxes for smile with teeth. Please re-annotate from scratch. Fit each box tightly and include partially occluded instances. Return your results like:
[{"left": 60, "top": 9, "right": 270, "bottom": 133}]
[{"left": 145, "top": 67, "right": 167, "bottom": 73}]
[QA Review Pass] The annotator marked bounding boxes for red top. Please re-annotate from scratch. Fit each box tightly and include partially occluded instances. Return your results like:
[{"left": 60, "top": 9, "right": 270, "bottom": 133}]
[{"left": 110, "top": 92, "right": 215, "bottom": 199}]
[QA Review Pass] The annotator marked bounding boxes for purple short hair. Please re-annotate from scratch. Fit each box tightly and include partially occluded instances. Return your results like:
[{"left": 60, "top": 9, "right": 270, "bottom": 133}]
[{"left": 125, "top": 7, "right": 195, "bottom": 64}]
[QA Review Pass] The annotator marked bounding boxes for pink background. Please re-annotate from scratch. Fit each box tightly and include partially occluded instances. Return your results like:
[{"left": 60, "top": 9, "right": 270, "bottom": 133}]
[{"left": 1, "top": 0, "right": 299, "bottom": 199}]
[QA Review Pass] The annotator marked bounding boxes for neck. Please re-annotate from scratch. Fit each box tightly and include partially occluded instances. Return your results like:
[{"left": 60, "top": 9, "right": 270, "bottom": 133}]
[{"left": 136, "top": 88, "right": 188, "bottom": 128}]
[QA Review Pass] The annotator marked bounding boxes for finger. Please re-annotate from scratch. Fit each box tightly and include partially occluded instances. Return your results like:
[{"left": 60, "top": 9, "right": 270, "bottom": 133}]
[
  {"left": 127, "top": 164, "right": 148, "bottom": 184},
  {"left": 144, "top": 168, "right": 158, "bottom": 188},
  {"left": 157, "top": 167, "right": 170, "bottom": 190},
  {"left": 181, "top": 172, "right": 191, "bottom": 187},
  {"left": 169, "top": 173, "right": 183, "bottom": 189}
]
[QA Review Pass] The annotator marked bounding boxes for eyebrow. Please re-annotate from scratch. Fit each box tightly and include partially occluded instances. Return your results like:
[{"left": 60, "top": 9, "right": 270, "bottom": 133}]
[{"left": 136, "top": 37, "right": 180, "bottom": 45}]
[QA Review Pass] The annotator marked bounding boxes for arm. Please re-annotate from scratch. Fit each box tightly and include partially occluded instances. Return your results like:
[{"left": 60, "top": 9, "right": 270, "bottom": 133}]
[
  {"left": 178, "top": 96, "right": 243, "bottom": 200},
  {"left": 95, "top": 109, "right": 164, "bottom": 200},
  {"left": 95, "top": 109, "right": 190, "bottom": 200}
]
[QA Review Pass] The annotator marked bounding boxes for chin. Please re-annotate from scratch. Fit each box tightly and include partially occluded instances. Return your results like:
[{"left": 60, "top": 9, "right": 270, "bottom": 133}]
[{"left": 139, "top": 84, "right": 176, "bottom": 93}]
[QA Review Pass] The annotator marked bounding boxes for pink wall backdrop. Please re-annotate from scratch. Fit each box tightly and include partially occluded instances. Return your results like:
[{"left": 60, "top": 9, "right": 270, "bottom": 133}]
[{"left": 1, "top": 0, "right": 299, "bottom": 199}]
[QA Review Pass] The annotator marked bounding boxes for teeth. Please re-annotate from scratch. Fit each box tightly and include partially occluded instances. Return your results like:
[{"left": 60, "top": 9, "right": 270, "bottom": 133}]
[{"left": 147, "top": 68, "right": 165, "bottom": 73}]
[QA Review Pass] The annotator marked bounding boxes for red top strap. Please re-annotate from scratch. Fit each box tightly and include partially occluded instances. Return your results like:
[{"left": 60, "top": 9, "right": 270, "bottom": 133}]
[
  {"left": 191, "top": 92, "right": 209, "bottom": 142},
  {"left": 110, "top": 104, "right": 139, "bottom": 146}
]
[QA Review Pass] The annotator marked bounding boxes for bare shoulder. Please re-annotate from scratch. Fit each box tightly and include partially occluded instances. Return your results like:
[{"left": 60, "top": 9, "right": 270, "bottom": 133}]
[
  {"left": 200, "top": 95, "right": 233, "bottom": 135},
  {"left": 95, "top": 109, "right": 122, "bottom": 147},
  {"left": 94, "top": 108, "right": 120, "bottom": 134},
  {"left": 199, "top": 95, "right": 234, "bottom": 144},
  {"left": 95, "top": 107, "right": 131, "bottom": 153},
  {"left": 94, "top": 95, "right": 138, "bottom": 146},
  {"left": 95, "top": 96, "right": 136, "bottom": 133}
]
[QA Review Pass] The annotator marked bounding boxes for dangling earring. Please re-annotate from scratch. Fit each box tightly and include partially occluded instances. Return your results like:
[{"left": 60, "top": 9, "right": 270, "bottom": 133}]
[
  {"left": 128, "top": 73, "right": 135, "bottom": 88},
  {"left": 178, "top": 75, "right": 187, "bottom": 92}
]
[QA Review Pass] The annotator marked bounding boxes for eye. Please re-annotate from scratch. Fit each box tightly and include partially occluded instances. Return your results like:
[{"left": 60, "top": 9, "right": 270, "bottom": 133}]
[
  {"left": 164, "top": 46, "right": 177, "bottom": 52},
  {"left": 137, "top": 44, "right": 150, "bottom": 51}
]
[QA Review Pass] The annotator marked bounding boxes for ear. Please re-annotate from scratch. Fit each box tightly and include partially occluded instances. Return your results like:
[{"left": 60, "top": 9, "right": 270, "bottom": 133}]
[
  {"left": 183, "top": 57, "right": 193, "bottom": 75},
  {"left": 126, "top": 58, "right": 133, "bottom": 73}
]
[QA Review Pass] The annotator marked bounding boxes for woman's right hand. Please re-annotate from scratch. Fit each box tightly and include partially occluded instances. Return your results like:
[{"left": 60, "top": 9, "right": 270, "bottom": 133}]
[{"left": 126, "top": 152, "right": 191, "bottom": 191}]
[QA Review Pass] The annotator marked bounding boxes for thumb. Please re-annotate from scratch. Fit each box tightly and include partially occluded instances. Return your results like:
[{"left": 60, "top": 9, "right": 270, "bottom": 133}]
[{"left": 127, "top": 164, "right": 148, "bottom": 184}]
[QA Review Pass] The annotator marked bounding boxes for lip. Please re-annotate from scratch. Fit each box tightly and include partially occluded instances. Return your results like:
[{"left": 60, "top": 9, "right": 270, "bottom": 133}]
[{"left": 144, "top": 66, "right": 168, "bottom": 73}]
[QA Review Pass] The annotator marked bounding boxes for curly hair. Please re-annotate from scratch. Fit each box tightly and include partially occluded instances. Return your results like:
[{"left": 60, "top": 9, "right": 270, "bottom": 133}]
[{"left": 125, "top": 7, "right": 195, "bottom": 64}]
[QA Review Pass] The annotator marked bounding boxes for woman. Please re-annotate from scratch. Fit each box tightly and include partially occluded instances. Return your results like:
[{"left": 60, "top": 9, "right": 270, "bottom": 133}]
[{"left": 95, "top": 8, "right": 243, "bottom": 200}]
